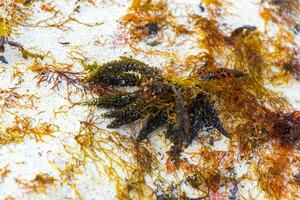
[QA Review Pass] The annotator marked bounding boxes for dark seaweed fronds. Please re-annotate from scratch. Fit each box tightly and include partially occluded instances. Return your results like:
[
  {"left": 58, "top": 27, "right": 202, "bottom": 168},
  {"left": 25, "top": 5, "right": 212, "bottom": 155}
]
[
  {"left": 84, "top": 56, "right": 161, "bottom": 83},
  {"left": 81, "top": 92, "right": 139, "bottom": 108},
  {"left": 188, "top": 92, "right": 230, "bottom": 145},
  {"left": 79, "top": 57, "right": 238, "bottom": 164},
  {"left": 137, "top": 111, "right": 167, "bottom": 141},
  {"left": 103, "top": 104, "right": 143, "bottom": 128}
]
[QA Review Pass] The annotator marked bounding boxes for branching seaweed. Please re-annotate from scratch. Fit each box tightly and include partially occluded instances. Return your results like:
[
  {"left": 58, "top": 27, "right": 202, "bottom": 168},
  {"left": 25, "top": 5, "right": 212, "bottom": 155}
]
[
  {"left": 0, "top": 87, "right": 38, "bottom": 112},
  {"left": 78, "top": 53, "right": 300, "bottom": 199},
  {"left": 260, "top": 0, "right": 300, "bottom": 31},
  {"left": 121, "top": 0, "right": 190, "bottom": 54},
  {"left": 28, "top": 59, "right": 87, "bottom": 96},
  {"left": 0, "top": 165, "right": 11, "bottom": 183},
  {"left": 1, "top": 1, "right": 300, "bottom": 199},
  {"left": 0, "top": 116, "right": 59, "bottom": 144},
  {"left": 16, "top": 173, "right": 57, "bottom": 194},
  {"left": 79, "top": 57, "right": 248, "bottom": 166},
  {"left": 54, "top": 112, "right": 160, "bottom": 200}
]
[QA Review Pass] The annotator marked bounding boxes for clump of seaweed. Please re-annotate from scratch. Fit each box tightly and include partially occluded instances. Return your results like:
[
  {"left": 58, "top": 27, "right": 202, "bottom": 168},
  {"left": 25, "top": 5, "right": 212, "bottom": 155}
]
[
  {"left": 200, "top": 0, "right": 232, "bottom": 18},
  {"left": 122, "top": 0, "right": 169, "bottom": 44},
  {"left": 79, "top": 56, "right": 249, "bottom": 166},
  {"left": 121, "top": 0, "right": 190, "bottom": 50},
  {"left": 16, "top": 173, "right": 57, "bottom": 194},
  {"left": 0, "top": 116, "right": 59, "bottom": 144},
  {"left": 251, "top": 141, "right": 300, "bottom": 199},
  {"left": 179, "top": 149, "right": 238, "bottom": 199},
  {"left": 80, "top": 54, "right": 300, "bottom": 165},
  {"left": 191, "top": 15, "right": 228, "bottom": 55},
  {"left": 76, "top": 11, "right": 300, "bottom": 196},
  {"left": 0, "top": 0, "right": 42, "bottom": 58},
  {"left": 0, "top": 0, "right": 44, "bottom": 61},
  {"left": 0, "top": 1, "right": 299, "bottom": 199},
  {"left": 0, "top": 0, "right": 33, "bottom": 38},
  {"left": 28, "top": 59, "right": 86, "bottom": 95},
  {"left": 260, "top": 0, "right": 300, "bottom": 31},
  {"left": 0, "top": 87, "right": 38, "bottom": 112},
  {"left": 0, "top": 165, "right": 11, "bottom": 183},
  {"left": 56, "top": 112, "right": 159, "bottom": 200},
  {"left": 191, "top": 14, "right": 299, "bottom": 85}
]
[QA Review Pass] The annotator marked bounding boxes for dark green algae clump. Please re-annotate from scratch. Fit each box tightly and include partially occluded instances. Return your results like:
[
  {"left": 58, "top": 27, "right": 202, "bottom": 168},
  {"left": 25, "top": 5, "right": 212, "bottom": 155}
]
[
  {"left": 80, "top": 56, "right": 300, "bottom": 164},
  {"left": 80, "top": 56, "right": 249, "bottom": 165}
]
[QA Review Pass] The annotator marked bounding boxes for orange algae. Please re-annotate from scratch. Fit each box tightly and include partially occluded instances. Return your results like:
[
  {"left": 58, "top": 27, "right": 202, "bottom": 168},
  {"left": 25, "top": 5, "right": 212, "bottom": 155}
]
[
  {"left": 0, "top": 165, "right": 11, "bottom": 182},
  {"left": 0, "top": 0, "right": 300, "bottom": 199},
  {"left": 252, "top": 141, "right": 300, "bottom": 199},
  {"left": 4, "top": 196, "right": 15, "bottom": 200},
  {"left": 0, "top": 116, "right": 58, "bottom": 144},
  {"left": 28, "top": 59, "right": 86, "bottom": 94},
  {"left": 0, "top": 0, "right": 33, "bottom": 37},
  {"left": 0, "top": 0, "right": 47, "bottom": 60},
  {"left": 260, "top": 0, "right": 300, "bottom": 29},
  {"left": 201, "top": 0, "right": 232, "bottom": 18},
  {"left": 123, "top": 0, "right": 172, "bottom": 43},
  {"left": 74, "top": 115, "right": 157, "bottom": 200},
  {"left": 190, "top": 14, "right": 299, "bottom": 85},
  {"left": 121, "top": 0, "right": 190, "bottom": 55},
  {"left": 40, "top": 112, "right": 159, "bottom": 200},
  {"left": 0, "top": 88, "right": 38, "bottom": 111},
  {"left": 16, "top": 173, "right": 57, "bottom": 193}
]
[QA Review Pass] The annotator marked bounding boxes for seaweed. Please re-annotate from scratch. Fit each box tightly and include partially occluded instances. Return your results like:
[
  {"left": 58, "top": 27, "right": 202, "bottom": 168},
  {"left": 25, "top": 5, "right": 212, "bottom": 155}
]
[
  {"left": 200, "top": 0, "right": 232, "bottom": 18},
  {"left": 0, "top": 88, "right": 38, "bottom": 112},
  {"left": 260, "top": 0, "right": 300, "bottom": 29},
  {"left": 121, "top": 0, "right": 172, "bottom": 44},
  {"left": 28, "top": 59, "right": 87, "bottom": 98},
  {"left": 80, "top": 57, "right": 246, "bottom": 165},
  {"left": 16, "top": 173, "right": 57, "bottom": 194},
  {"left": 137, "top": 110, "right": 167, "bottom": 141},
  {"left": 0, "top": 116, "right": 58, "bottom": 144},
  {"left": 81, "top": 92, "right": 139, "bottom": 108},
  {"left": 0, "top": 0, "right": 43, "bottom": 60},
  {"left": 0, "top": 165, "right": 11, "bottom": 183},
  {"left": 187, "top": 92, "right": 230, "bottom": 145},
  {"left": 252, "top": 142, "right": 300, "bottom": 199},
  {"left": 59, "top": 113, "right": 159, "bottom": 200},
  {"left": 1, "top": 0, "right": 300, "bottom": 199},
  {"left": 121, "top": 0, "right": 191, "bottom": 54},
  {"left": 77, "top": 49, "right": 300, "bottom": 199}
]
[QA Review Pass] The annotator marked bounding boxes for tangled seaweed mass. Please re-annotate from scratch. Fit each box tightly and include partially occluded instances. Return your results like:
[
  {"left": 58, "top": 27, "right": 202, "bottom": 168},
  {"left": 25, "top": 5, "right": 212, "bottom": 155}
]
[
  {"left": 1, "top": 0, "right": 300, "bottom": 199},
  {"left": 82, "top": 57, "right": 240, "bottom": 164},
  {"left": 82, "top": 54, "right": 300, "bottom": 164}
]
